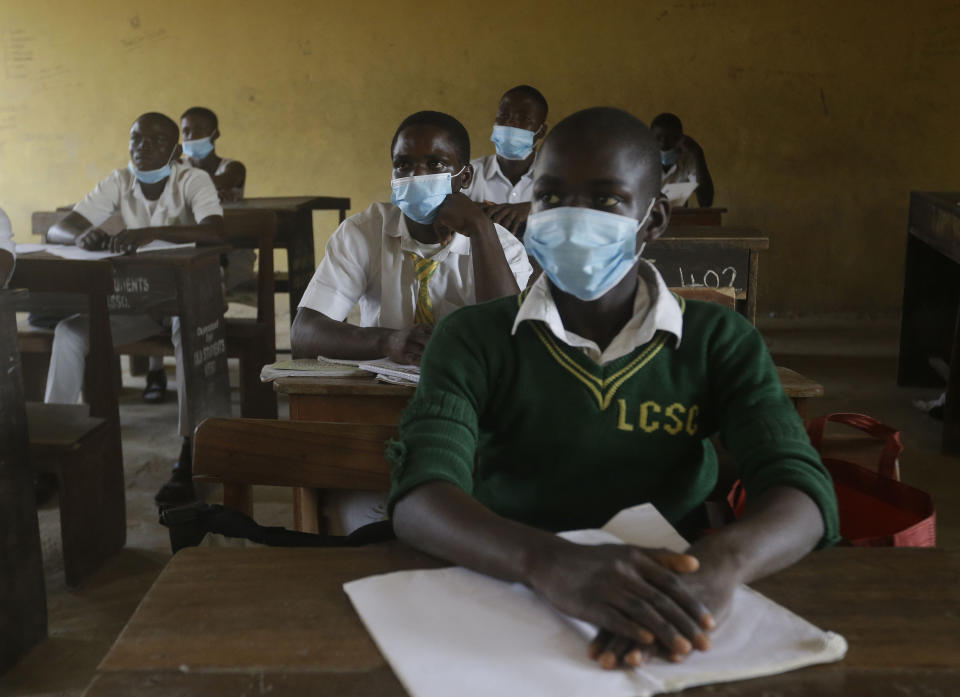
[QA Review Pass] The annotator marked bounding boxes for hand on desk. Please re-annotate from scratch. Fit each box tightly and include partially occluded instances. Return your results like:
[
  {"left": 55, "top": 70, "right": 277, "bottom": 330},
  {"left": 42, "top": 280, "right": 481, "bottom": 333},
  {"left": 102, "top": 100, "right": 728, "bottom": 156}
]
[
  {"left": 528, "top": 541, "right": 724, "bottom": 670},
  {"left": 381, "top": 324, "right": 433, "bottom": 365},
  {"left": 482, "top": 201, "right": 530, "bottom": 236},
  {"left": 76, "top": 228, "right": 109, "bottom": 250},
  {"left": 109, "top": 228, "right": 156, "bottom": 254}
]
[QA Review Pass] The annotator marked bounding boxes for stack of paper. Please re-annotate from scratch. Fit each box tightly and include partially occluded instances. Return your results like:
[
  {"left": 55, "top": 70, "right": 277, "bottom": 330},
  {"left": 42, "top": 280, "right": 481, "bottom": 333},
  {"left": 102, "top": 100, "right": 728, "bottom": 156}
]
[
  {"left": 16, "top": 240, "right": 196, "bottom": 260},
  {"left": 344, "top": 505, "right": 846, "bottom": 697},
  {"left": 260, "top": 356, "right": 420, "bottom": 385},
  {"left": 662, "top": 182, "right": 698, "bottom": 208}
]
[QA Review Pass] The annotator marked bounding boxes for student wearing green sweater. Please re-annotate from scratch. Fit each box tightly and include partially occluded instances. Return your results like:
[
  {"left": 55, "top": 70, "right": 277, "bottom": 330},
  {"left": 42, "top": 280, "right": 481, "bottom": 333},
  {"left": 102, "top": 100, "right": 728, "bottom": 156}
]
[{"left": 389, "top": 107, "right": 839, "bottom": 670}]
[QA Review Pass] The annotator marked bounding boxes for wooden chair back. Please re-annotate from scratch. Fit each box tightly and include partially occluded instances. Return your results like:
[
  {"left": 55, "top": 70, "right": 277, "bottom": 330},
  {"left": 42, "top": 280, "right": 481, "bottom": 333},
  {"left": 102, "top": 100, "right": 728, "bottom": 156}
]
[{"left": 193, "top": 418, "right": 396, "bottom": 520}]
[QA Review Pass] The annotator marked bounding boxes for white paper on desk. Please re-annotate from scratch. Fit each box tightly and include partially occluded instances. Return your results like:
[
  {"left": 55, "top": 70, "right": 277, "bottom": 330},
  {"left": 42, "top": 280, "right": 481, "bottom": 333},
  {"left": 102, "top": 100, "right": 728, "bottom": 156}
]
[
  {"left": 15, "top": 240, "right": 195, "bottom": 261},
  {"left": 662, "top": 182, "right": 698, "bottom": 207},
  {"left": 344, "top": 504, "right": 846, "bottom": 697},
  {"left": 317, "top": 355, "right": 420, "bottom": 385}
]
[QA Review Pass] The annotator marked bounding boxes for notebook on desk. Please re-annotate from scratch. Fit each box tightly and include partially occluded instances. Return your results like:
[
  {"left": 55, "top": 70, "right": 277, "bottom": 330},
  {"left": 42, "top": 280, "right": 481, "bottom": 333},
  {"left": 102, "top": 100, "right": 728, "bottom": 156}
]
[{"left": 345, "top": 505, "right": 846, "bottom": 697}]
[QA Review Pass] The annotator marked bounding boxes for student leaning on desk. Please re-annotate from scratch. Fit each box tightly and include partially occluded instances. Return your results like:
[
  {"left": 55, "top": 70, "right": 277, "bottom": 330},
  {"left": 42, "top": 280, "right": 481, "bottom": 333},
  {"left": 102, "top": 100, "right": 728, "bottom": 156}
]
[
  {"left": 389, "top": 107, "right": 839, "bottom": 670},
  {"left": 462, "top": 84, "right": 548, "bottom": 236},
  {"left": 44, "top": 111, "right": 225, "bottom": 505},
  {"left": 290, "top": 110, "right": 532, "bottom": 533}
]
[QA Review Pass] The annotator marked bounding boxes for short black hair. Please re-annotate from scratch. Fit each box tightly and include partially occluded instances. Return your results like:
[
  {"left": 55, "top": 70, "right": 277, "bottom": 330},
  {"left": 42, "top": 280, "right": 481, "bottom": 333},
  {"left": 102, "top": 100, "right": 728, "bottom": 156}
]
[
  {"left": 134, "top": 112, "right": 179, "bottom": 139},
  {"left": 503, "top": 85, "right": 548, "bottom": 118},
  {"left": 651, "top": 112, "right": 683, "bottom": 132},
  {"left": 181, "top": 106, "right": 219, "bottom": 132},
  {"left": 390, "top": 110, "right": 470, "bottom": 165},
  {"left": 545, "top": 107, "right": 662, "bottom": 198}
]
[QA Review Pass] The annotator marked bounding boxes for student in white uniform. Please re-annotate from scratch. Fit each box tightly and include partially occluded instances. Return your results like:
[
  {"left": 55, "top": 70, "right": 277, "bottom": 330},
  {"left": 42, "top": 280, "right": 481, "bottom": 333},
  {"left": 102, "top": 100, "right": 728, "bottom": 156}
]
[
  {"left": 651, "top": 112, "right": 715, "bottom": 207},
  {"left": 44, "top": 111, "right": 224, "bottom": 504},
  {"left": 0, "top": 207, "right": 13, "bottom": 286},
  {"left": 463, "top": 85, "right": 548, "bottom": 237},
  {"left": 140, "top": 106, "right": 254, "bottom": 404},
  {"left": 291, "top": 110, "right": 533, "bottom": 532}
]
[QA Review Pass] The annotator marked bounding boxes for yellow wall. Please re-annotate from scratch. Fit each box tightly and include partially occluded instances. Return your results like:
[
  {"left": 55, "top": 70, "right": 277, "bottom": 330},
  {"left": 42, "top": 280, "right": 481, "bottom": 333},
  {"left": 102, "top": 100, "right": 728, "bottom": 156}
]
[{"left": 2, "top": 0, "right": 959, "bottom": 314}]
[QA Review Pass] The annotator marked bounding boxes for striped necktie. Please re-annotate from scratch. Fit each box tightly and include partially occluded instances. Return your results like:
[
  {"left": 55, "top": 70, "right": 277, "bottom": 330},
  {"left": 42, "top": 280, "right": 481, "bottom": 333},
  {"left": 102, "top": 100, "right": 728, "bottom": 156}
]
[{"left": 407, "top": 252, "right": 440, "bottom": 326}]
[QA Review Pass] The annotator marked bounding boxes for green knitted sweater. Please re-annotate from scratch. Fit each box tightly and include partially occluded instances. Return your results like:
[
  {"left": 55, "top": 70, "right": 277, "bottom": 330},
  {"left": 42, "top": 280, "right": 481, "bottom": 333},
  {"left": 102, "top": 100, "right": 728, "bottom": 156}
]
[{"left": 387, "top": 291, "right": 839, "bottom": 545}]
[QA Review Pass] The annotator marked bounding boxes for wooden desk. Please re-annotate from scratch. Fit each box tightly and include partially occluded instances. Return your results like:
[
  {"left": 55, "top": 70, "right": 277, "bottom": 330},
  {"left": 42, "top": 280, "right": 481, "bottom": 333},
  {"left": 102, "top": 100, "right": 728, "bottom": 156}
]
[
  {"left": 0, "top": 289, "right": 47, "bottom": 673},
  {"left": 85, "top": 545, "right": 960, "bottom": 696},
  {"left": 223, "top": 196, "right": 351, "bottom": 324},
  {"left": 897, "top": 191, "right": 960, "bottom": 454},
  {"left": 669, "top": 207, "right": 727, "bottom": 227},
  {"left": 647, "top": 226, "right": 769, "bottom": 325},
  {"left": 17, "top": 247, "right": 232, "bottom": 436}
]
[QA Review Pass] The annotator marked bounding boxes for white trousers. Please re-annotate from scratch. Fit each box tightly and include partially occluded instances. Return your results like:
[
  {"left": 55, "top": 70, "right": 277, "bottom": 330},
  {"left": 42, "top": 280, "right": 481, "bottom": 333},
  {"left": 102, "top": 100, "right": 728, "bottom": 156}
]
[{"left": 44, "top": 313, "right": 188, "bottom": 435}]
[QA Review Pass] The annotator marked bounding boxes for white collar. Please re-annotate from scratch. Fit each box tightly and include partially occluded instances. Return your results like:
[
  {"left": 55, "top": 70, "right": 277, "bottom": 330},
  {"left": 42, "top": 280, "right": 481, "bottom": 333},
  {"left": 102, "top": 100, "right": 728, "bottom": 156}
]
[
  {"left": 390, "top": 205, "right": 471, "bottom": 260},
  {"left": 487, "top": 152, "right": 536, "bottom": 185},
  {"left": 511, "top": 259, "right": 683, "bottom": 364}
]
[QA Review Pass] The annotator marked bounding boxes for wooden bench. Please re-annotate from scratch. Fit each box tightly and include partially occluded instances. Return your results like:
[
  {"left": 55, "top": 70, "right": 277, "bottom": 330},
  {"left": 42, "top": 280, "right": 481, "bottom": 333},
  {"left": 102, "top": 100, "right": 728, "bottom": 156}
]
[{"left": 26, "top": 402, "right": 122, "bottom": 587}]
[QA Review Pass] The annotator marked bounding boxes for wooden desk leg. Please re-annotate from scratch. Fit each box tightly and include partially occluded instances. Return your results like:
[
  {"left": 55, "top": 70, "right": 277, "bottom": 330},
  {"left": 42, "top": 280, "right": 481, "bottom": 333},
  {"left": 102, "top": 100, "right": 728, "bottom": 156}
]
[
  {"left": 285, "top": 208, "right": 317, "bottom": 322},
  {"left": 943, "top": 305, "right": 960, "bottom": 454},
  {"left": 0, "top": 298, "right": 47, "bottom": 671},
  {"left": 746, "top": 250, "right": 759, "bottom": 326},
  {"left": 178, "top": 260, "right": 232, "bottom": 437},
  {"left": 292, "top": 487, "right": 321, "bottom": 534},
  {"left": 791, "top": 397, "right": 808, "bottom": 418}
]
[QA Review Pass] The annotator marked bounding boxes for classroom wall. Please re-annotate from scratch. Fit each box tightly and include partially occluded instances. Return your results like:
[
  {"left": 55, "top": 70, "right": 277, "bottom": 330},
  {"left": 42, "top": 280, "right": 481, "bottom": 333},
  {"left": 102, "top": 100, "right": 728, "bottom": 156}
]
[{"left": 1, "top": 0, "right": 958, "bottom": 315}]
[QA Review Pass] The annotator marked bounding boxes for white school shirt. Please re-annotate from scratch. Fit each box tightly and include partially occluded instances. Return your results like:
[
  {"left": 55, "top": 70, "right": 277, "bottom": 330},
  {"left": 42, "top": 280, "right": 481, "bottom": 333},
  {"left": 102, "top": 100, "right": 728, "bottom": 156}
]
[
  {"left": 298, "top": 201, "right": 533, "bottom": 329},
  {"left": 72, "top": 161, "right": 223, "bottom": 230},
  {"left": 662, "top": 150, "right": 699, "bottom": 187},
  {"left": 512, "top": 259, "right": 684, "bottom": 365},
  {"left": 0, "top": 208, "right": 14, "bottom": 286},
  {"left": 463, "top": 154, "right": 536, "bottom": 205}
]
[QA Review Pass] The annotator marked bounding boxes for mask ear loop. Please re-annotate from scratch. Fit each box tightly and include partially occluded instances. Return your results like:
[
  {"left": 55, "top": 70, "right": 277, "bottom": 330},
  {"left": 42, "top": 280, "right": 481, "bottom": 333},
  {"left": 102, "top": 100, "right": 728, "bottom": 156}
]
[{"left": 635, "top": 197, "right": 657, "bottom": 257}]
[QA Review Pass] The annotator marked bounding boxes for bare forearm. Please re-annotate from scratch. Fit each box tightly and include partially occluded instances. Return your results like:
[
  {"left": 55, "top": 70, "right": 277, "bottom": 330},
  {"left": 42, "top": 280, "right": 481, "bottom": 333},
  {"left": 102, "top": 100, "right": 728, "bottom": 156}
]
[
  {"left": 688, "top": 486, "right": 823, "bottom": 585},
  {"left": 694, "top": 155, "right": 714, "bottom": 207},
  {"left": 47, "top": 212, "right": 94, "bottom": 245},
  {"left": 290, "top": 307, "right": 392, "bottom": 359},
  {"left": 393, "top": 481, "right": 561, "bottom": 586},
  {"left": 152, "top": 217, "right": 224, "bottom": 244},
  {"left": 465, "top": 220, "right": 520, "bottom": 301}
]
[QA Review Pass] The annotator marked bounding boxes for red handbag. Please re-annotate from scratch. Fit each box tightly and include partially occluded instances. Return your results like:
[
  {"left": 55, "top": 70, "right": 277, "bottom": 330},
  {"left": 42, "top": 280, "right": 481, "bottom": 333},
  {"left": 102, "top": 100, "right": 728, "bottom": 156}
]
[{"left": 728, "top": 413, "right": 936, "bottom": 547}]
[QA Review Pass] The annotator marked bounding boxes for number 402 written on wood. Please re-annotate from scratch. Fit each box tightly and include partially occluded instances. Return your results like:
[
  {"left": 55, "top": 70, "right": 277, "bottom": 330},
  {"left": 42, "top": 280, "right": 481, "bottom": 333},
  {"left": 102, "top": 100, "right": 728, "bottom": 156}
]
[{"left": 676, "top": 266, "right": 737, "bottom": 289}]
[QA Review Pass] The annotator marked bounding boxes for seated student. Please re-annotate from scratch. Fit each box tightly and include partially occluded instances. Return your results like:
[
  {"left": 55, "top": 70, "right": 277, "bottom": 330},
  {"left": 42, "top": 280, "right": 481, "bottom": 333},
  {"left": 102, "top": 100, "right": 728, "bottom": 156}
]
[
  {"left": 140, "top": 106, "right": 253, "bottom": 404},
  {"left": 291, "top": 110, "right": 532, "bottom": 532},
  {"left": 463, "top": 85, "right": 548, "bottom": 236},
  {"left": 0, "top": 206, "right": 13, "bottom": 286},
  {"left": 651, "top": 112, "right": 714, "bottom": 207},
  {"left": 45, "top": 111, "right": 224, "bottom": 504},
  {"left": 389, "top": 108, "right": 838, "bottom": 669}
]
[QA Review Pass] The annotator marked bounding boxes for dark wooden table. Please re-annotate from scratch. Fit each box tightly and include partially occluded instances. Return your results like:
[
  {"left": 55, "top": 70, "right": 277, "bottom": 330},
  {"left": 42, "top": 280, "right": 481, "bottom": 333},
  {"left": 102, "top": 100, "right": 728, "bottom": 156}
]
[
  {"left": 82, "top": 545, "right": 959, "bottom": 696},
  {"left": 647, "top": 226, "right": 769, "bottom": 325},
  {"left": 17, "top": 246, "right": 232, "bottom": 436},
  {"left": 897, "top": 191, "right": 960, "bottom": 454},
  {"left": 0, "top": 289, "right": 47, "bottom": 673},
  {"left": 223, "top": 196, "right": 350, "bottom": 323},
  {"left": 669, "top": 207, "right": 727, "bottom": 227}
]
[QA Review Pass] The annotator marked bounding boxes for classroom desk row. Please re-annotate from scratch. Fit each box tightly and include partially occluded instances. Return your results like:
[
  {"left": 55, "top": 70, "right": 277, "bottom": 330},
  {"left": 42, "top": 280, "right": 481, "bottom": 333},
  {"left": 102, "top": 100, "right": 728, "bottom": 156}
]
[{"left": 82, "top": 544, "right": 959, "bottom": 696}]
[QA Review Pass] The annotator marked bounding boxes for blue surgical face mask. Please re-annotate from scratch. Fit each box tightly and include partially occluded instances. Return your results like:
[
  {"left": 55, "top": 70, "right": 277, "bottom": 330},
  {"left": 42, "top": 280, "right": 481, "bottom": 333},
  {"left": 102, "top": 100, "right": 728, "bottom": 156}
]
[
  {"left": 661, "top": 148, "right": 680, "bottom": 167},
  {"left": 491, "top": 124, "right": 536, "bottom": 161},
  {"left": 183, "top": 136, "right": 215, "bottom": 160},
  {"left": 129, "top": 148, "right": 176, "bottom": 184},
  {"left": 390, "top": 167, "right": 465, "bottom": 225},
  {"left": 524, "top": 201, "right": 655, "bottom": 301}
]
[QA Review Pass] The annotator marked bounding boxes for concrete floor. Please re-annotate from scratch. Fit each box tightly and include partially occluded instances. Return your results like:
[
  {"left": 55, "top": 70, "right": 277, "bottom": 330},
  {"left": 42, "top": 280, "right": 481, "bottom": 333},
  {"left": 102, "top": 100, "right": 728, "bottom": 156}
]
[{"left": 1, "top": 312, "right": 957, "bottom": 696}]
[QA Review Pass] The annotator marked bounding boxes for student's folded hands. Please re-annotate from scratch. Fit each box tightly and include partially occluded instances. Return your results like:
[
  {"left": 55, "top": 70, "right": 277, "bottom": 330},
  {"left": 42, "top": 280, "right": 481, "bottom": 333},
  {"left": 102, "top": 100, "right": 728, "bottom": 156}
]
[
  {"left": 527, "top": 540, "right": 734, "bottom": 670},
  {"left": 481, "top": 201, "right": 531, "bottom": 235},
  {"left": 109, "top": 228, "right": 156, "bottom": 254}
]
